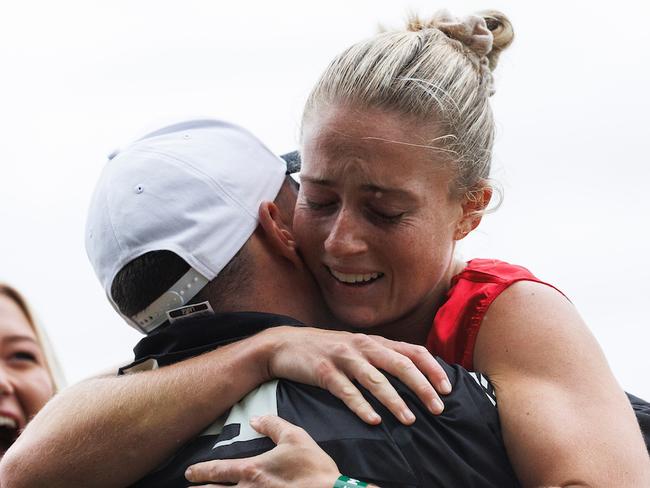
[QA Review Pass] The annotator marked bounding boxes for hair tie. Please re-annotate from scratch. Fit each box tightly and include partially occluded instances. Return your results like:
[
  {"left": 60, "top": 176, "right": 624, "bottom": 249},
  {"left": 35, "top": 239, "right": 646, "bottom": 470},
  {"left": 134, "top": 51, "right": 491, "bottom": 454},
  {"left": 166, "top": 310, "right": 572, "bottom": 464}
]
[{"left": 431, "top": 10, "right": 493, "bottom": 57}]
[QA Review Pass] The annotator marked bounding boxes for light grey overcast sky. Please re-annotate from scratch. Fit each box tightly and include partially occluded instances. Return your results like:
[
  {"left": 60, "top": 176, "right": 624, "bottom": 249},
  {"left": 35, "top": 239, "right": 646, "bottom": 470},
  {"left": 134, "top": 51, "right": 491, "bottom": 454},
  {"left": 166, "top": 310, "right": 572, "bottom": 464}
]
[{"left": 1, "top": 0, "right": 648, "bottom": 399}]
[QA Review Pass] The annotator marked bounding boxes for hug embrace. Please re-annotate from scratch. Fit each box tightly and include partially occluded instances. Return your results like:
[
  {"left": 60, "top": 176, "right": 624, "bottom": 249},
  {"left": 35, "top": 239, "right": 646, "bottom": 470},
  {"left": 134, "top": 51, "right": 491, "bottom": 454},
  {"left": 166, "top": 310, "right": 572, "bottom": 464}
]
[{"left": 2, "top": 7, "right": 649, "bottom": 488}]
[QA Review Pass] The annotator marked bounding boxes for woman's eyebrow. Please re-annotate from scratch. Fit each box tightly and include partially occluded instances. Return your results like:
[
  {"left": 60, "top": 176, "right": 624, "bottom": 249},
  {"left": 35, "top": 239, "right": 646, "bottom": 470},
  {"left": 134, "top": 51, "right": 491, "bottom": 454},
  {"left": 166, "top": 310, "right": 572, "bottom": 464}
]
[
  {"left": 300, "top": 176, "right": 334, "bottom": 187},
  {"left": 301, "top": 177, "right": 418, "bottom": 201},
  {"left": 1, "top": 335, "right": 38, "bottom": 346}
]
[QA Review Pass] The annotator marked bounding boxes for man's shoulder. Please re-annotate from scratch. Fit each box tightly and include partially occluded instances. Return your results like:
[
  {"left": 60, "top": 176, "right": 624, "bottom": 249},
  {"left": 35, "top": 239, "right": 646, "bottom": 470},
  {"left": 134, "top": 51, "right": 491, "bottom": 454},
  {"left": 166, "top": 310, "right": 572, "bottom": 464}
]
[{"left": 129, "top": 311, "right": 304, "bottom": 366}]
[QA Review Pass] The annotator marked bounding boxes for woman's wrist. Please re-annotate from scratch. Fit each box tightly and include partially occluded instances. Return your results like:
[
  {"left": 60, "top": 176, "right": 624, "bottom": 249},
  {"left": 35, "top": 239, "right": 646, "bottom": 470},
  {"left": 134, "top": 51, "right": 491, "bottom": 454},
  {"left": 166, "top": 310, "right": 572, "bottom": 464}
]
[
  {"left": 245, "top": 329, "right": 273, "bottom": 385},
  {"left": 249, "top": 325, "right": 291, "bottom": 383}
]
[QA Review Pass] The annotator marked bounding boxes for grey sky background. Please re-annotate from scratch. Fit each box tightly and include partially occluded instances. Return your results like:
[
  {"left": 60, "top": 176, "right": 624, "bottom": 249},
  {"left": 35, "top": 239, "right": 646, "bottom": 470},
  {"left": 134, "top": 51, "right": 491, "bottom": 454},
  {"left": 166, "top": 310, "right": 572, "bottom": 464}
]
[{"left": 1, "top": 1, "right": 648, "bottom": 399}]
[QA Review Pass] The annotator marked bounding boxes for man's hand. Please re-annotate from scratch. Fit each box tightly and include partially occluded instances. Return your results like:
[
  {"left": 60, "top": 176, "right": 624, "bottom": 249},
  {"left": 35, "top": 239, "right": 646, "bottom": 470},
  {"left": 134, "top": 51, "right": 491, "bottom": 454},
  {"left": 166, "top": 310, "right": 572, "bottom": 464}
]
[
  {"left": 259, "top": 326, "right": 450, "bottom": 425},
  {"left": 186, "top": 415, "right": 379, "bottom": 488}
]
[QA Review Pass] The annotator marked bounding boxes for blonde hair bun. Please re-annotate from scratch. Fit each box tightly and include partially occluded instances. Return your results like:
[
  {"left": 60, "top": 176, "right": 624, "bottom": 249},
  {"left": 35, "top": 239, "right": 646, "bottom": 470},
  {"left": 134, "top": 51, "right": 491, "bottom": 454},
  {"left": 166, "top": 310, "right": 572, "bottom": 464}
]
[
  {"left": 477, "top": 10, "right": 514, "bottom": 71},
  {"left": 406, "top": 9, "right": 513, "bottom": 72}
]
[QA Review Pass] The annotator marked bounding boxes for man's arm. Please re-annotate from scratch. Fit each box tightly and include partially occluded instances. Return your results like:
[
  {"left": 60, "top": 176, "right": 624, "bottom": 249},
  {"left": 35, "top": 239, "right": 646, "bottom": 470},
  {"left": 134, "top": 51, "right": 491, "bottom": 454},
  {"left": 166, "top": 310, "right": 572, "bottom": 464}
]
[
  {"left": 0, "top": 326, "right": 449, "bottom": 488},
  {"left": 475, "top": 281, "right": 650, "bottom": 487}
]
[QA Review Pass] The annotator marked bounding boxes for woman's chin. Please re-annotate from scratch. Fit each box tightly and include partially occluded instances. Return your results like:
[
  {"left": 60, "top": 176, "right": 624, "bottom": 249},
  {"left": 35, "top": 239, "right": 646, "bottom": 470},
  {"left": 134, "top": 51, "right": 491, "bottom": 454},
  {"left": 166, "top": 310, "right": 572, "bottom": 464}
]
[{"left": 328, "top": 303, "right": 385, "bottom": 330}]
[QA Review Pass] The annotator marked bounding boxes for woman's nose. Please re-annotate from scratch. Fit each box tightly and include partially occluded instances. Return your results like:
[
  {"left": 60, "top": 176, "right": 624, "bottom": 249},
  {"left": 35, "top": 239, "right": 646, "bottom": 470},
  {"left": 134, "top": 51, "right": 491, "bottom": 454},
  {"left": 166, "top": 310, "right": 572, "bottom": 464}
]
[
  {"left": 323, "top": 208, "right": 368, "bottom": 257},
  {"left": 0, "top": 366, "right": 15, "bottom": 396}
]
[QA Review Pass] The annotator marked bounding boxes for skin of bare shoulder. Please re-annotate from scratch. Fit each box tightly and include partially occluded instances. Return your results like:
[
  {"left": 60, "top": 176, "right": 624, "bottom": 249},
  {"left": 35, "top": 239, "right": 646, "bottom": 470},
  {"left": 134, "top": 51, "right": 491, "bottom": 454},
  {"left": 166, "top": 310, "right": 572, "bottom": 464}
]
[{"left": 474, "top": 280, "right": 650, "bottom": 487}]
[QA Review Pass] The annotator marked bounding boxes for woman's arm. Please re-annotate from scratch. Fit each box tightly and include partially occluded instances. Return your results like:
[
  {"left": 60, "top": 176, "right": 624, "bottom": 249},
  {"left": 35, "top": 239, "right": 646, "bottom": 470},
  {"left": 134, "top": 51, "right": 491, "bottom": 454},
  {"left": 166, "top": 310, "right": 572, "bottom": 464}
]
[
  {"left": 0, "top": 326, "right": 448, "bottom": 488},
  {"left": 475, "top": 281, "right": 650, "bottom": 487}
]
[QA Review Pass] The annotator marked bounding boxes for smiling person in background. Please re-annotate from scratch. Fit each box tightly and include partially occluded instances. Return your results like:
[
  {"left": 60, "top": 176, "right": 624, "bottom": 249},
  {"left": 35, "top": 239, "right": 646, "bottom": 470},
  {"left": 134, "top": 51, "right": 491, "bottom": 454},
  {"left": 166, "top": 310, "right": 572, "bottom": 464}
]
[{"left": 0, "top": 284, "right": 58, "bottom": 457}]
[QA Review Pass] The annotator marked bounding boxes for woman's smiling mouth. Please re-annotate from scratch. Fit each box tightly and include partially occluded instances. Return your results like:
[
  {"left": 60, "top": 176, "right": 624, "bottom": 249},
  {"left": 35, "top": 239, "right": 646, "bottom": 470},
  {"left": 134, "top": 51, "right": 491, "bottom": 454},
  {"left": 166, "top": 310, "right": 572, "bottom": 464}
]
[
  {"left": 326, "top": 267, "right": 384, "bottom": 285},
  {"left": 0, "top": 414, "right": 20, "bottom": 453}
]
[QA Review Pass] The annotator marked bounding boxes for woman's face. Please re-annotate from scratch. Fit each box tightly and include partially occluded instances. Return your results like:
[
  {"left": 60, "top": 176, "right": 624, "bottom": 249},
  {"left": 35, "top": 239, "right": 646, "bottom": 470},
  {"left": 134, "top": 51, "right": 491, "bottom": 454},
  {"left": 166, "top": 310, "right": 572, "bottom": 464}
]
[
  {"left": 0, "top": 294, "right": 54, "bottom": 454},
  {"left": 294, "top": 104, "right": 468, "bottom": 330}
]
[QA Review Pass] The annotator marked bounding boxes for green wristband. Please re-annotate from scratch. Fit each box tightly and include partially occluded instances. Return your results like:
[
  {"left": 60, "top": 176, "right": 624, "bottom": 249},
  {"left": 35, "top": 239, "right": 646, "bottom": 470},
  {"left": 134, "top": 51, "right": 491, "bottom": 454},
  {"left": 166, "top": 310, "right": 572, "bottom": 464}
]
[{"left": 333, "top": 475, "right": 369, "bottom": 487}]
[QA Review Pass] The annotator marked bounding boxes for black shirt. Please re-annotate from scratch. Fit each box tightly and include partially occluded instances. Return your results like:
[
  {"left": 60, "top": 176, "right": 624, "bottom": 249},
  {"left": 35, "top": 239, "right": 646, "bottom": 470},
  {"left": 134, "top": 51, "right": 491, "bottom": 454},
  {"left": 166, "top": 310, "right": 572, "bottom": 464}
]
[{"left": 124, "top": 312, "right": 520, "bottom": 488}]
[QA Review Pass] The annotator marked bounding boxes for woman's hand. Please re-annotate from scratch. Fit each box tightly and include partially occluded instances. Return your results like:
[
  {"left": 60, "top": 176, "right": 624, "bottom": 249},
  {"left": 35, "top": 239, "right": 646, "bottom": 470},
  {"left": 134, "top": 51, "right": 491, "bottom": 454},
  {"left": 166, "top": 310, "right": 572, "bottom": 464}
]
[
  {"left": 185, "top": 415, "right": 342, "bottom": 488},
  {"left": 256, "top": 326, "right": 450, "bottom": 425}
]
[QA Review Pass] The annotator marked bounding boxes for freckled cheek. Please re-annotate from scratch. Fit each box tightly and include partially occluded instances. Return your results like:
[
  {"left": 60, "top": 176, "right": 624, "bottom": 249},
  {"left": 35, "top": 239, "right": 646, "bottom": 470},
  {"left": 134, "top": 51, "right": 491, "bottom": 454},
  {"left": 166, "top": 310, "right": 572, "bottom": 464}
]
[
  {"left": 294, "top": 211, "right": 330, "bottom": 252},
  {"left": 381, "top": 226, "right": 446, "bottom": 281},
  {"left": 373, "top": 233, "right": 418, "bottom": 279}
]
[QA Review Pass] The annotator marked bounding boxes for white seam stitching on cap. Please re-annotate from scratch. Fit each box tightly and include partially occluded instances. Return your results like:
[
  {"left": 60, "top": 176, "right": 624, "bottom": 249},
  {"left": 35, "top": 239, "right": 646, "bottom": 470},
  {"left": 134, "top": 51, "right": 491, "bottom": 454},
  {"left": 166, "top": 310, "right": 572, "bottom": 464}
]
[
  {"left": 104, "top": 163, "right": 124, "bottom": 255},
  {"left": 130, "top": 147, "right": 259, "bottom": 220}
]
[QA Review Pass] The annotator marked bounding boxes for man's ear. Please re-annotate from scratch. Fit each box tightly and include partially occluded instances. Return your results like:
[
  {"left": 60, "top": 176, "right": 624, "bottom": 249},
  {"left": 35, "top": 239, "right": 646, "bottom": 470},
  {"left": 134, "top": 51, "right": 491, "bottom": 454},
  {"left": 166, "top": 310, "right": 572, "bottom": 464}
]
[
  {"left": 454, "top": 185, "right": 492, "bottom": 240},
  {"left": 258, "top": 201, "right": 302, "bottom": 267}
]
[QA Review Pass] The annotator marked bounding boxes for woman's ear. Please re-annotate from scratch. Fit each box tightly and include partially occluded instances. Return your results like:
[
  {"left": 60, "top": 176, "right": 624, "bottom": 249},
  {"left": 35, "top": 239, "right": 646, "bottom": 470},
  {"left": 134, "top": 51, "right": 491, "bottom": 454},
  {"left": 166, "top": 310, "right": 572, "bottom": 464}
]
[
  {"left": 454, "top": 185, "right": 492, "bottom": 240},
  {"left": 258, "top": 201, "right": 302, "bottom": 267}
]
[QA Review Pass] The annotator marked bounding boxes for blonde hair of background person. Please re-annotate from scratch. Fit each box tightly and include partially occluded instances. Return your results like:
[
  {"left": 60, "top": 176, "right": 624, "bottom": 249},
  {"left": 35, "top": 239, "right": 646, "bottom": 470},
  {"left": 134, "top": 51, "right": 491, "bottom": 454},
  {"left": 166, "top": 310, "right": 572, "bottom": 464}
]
[
  {"left": 0, "top": 283, "right": 62, "bottom": 457},
  {"left": 0, "top": 284, "right": 64, "bottom": 392}
]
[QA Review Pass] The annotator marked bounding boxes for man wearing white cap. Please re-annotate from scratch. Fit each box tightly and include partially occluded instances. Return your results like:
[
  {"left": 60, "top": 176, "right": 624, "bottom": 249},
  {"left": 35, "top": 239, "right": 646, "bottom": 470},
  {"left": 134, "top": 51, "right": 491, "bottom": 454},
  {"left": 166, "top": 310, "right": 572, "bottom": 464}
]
[{"left": 1, "top": 120, "right": 520, "bottom": 488}]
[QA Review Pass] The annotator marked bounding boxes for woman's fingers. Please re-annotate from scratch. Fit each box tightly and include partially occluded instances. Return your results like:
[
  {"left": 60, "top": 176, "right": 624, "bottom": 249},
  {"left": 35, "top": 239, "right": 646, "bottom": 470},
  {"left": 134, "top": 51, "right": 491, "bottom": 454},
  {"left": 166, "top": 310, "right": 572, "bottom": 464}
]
[
  {"left": 375, "top": 337, "right": 452, "bottom": 394},
  {"left": 190, "top": 485, "right": 228, "bottom": 488},
  {"left": 317, "top": 362, "right": 382, "bottom": 424},
  {"left": 266, "top": 326, "right": 451, "bottom": 424},
  {"left": 342, "top": 334, "right": 445, "bottom": 418},
  {"left": 325, "top": 339, "right": 432, "bottom": 423},
  {"left": 186, "top": 429, "right": 279, "bottom": 485},
  {"left": 354, "top": 362, "right": 416, "bottom": 424},
  {"left": 185, "top": 459, "right": 241, "bottom": 484},
  {"left": 249, "top": 415, "right": 305, "bottom": 444},
  {"left": 368, "top": 336, "right": 450, "bottom": 414}
]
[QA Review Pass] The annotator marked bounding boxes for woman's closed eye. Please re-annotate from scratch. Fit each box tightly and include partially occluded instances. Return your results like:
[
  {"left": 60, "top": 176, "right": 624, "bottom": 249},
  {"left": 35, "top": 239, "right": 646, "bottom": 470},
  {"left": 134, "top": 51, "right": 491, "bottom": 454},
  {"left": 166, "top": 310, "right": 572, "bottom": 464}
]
[
  {"left": 10, "top": 350, "right": 38, "bottom": 363},
  {"left": 366, "top": 206, "right": 406, "bottom": 224},
  {"left": 304, "top": 198, "right": 337, "bottom": 212}
]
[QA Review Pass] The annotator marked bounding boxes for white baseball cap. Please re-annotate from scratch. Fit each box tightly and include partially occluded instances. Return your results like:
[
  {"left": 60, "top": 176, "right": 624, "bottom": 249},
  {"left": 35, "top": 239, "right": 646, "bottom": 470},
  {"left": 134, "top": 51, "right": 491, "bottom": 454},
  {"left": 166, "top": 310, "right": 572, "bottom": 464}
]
[{"left": 85, "top": 119, "right": 288, "bottom": 333}]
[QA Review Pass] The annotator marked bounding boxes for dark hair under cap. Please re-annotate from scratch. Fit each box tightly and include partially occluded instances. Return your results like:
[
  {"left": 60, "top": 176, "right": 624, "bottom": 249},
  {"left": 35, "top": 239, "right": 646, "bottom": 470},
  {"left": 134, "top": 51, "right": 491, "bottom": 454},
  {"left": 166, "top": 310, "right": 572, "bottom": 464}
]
[{"left": 280, "top": 150, "right": 301, "bottom": 174}]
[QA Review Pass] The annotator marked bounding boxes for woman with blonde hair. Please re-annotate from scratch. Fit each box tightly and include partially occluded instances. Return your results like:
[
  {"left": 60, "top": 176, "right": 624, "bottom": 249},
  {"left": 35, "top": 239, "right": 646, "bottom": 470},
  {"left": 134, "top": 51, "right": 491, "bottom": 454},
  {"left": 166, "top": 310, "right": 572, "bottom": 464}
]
[
  {"left": 186, "top": 8, "right": 650, "bottom": 487},
  {"left": 0, "top": 284, "right": 59, "bottom": 456}
]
